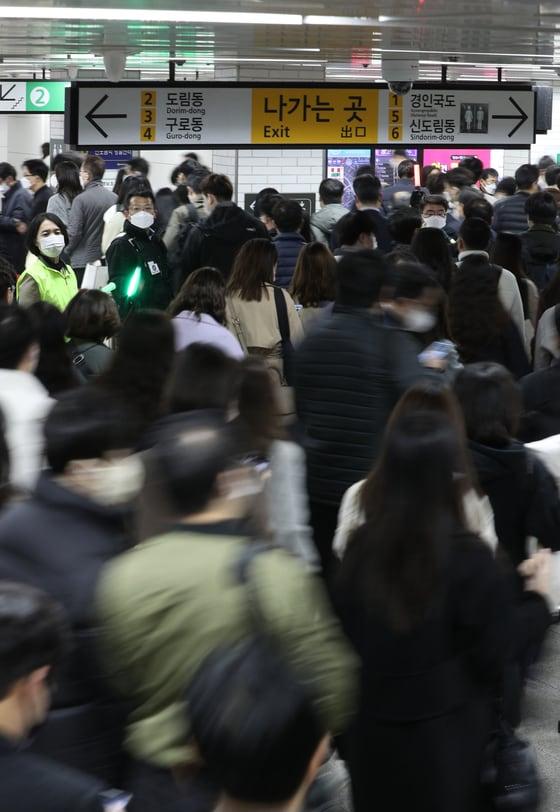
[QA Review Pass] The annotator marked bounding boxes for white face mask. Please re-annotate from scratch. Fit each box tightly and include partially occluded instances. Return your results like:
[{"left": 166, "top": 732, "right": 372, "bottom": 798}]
[
  {"left": 422, "top": 215, "right": 447, "bottom": 230},
  {"left": 66, "top": 455, "right": 145, "bottom": 506},
  {"left": 20, "top": 176, "right": 32, "bottom": 190},
  {"left": 130, "top": 211, "right": 154, "bottom": 230},
  {"left": 0, "top": 183, "right": 8, "bottom": 195},
  {"left": 49, "top": 173, "right": 58, "bottom": 190},
  {"left": 484, "top": 182, "right": 497, "bottom": 195},
  {"left": 402, "top": 308, "right": 437, "bottom": 333},
  {"left": 39, "top": 234, "right": 65, "bottom": 258}
]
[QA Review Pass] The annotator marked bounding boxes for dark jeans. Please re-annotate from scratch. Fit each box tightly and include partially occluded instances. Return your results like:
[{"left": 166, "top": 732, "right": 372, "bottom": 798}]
[
  {"left": 308, "top": 499, "right": 341, "bottom": 586},
  {"left": 126, "top": 759, "right": 218, "bottom": 812},
  {"left": 73, "top": 267, "right": 86, "bottom": 286}
]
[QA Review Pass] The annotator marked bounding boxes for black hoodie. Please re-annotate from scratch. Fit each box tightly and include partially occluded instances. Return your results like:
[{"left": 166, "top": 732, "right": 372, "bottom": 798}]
[
  {"left": 521, "top": 224, "right": 560, "bottom": 290},
  {"left": 468, "top": 439, "right": 560, "bottom": 568},
  {"left": 179, "top": 201, "right": 268, "bottom": 290}
]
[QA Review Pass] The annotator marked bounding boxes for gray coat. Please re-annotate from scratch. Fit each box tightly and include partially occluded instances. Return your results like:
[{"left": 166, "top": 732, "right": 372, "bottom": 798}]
[
  {"left": 311, "top": 204, "right": 349, "bottom": 245},
  {"left": 46, "top": 192, "right": 72, "bottom": 225},
  {"left": 67, "top": 181, "right": 117, "bottom": 267}
]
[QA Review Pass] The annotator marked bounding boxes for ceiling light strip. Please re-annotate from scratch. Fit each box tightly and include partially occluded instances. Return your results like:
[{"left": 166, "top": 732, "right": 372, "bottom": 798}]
[{"left": 0, "top": 7, "right": 303, "bottom": 24}]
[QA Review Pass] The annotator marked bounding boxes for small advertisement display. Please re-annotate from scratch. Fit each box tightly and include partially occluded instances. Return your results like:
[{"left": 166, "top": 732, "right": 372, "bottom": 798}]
[
  {"left": 374, "top": 148, "right": 419, "bottom": 185},
  {"left": 326, "top": 148, "right": 372, "bottom": 208},
  {"left": 422, "top": 148, "right": 492, "bottom": 173}
]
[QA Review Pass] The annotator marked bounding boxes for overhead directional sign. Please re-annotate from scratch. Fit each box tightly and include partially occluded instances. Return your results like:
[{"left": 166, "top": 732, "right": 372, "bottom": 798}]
[
  {"left": 0, "top": 81, "right": 68, "bottom": 114},
  {"left": 67, "top": 82, "right": 536, "bottom": 148}
]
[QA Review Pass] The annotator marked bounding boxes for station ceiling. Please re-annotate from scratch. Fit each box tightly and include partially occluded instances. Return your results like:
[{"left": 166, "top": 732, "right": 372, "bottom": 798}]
[{"left": 0, "top": 0, "right": 559, "bottom": 84}]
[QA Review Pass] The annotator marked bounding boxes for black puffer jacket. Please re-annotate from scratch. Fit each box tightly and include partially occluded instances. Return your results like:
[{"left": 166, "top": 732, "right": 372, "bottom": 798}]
[
  {"left": 521, "top": 224, "right": 560, "bottom": 290},
  {"left": 295, "top": 306, "right": 429, "bottom": 506},
  {"left": 0, "top": 473, "right": 132, "bottom": 784},
  {"left": 180, "top": 202, "right": 268, "bottom": 286},
  {"left": 492, "top": 191, "right": 531, "bottom": 235}
]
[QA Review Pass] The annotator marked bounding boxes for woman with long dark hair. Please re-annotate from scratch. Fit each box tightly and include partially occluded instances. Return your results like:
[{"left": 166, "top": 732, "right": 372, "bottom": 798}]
[
  {"left": 290, "top": 242, "right": 337, "bottom": 331},
  {"left": 46, "top": 160, "right": 81, "bottom": 225},
  {"left": 448, "top": 257, "right": 530, "bottom": 378},
  {"left": 334, "top": 408, "right": 544, "bottom": 812},
  {"left": 28, "top": 301, "right": 82, "bottom": 396}
]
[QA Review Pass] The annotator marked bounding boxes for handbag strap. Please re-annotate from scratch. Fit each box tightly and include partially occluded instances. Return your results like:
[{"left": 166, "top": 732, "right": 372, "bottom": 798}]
[
  {"left": 227, "top": 299, "right": 248, "bottom": 353},
  {"left": 273, "top": 286, "right": 291, "bottom": 345}
]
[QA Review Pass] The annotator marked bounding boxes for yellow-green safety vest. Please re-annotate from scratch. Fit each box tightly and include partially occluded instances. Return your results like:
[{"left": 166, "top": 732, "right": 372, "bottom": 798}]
[{"left": 17, "top": 256, "right": 78, "bottom": 312}]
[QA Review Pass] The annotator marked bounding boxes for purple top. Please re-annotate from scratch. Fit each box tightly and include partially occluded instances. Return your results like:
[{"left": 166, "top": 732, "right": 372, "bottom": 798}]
[{"left": 173, "top": 310, "right": 245, "bottom": 359}]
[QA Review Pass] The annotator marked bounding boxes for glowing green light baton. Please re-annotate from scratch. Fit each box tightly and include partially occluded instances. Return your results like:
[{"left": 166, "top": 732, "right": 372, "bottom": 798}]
[{"left": 126, "top": 267, "right": 142, "bottom": 298}]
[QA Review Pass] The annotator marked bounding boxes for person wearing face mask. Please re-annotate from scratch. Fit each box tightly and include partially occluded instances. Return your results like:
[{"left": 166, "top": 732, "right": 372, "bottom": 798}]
[
  {"left": 106, "top": 190, "right": 173, "bottom": 316},
  {"left": 66, "top": 155, "right": 117, "bottom": 285},
  {"left": 97, "top": 412, "right": 358, "bottom": 811},
  {"left": 0, "top": 582, "right": 116, "bottom": 812},
  {"left": 0, "top": 162, "right": 32, "bottom": 273},
  {"left": 16, "top": 213, "right": 78, "bottom": 311},
  {"left": 0, "top": 385, "right": 141, "bottom": 788},
  {"left": 164, "top": 167, "right": 210, "bottom": 289},
  {"left": 418, "top": 194, "right": 459, "bottom": 246},
  {"left": 0, "top": 305, "right": 52, "bottom": 492},
  {"left": 479, "top": 168, "right": 499, "bottom": 205},
  {"left": 384, "top": 261, "right": 441, "bottom": 338},
  {"left": 21, "top": 159, "right": 52, "bottom": 220}
]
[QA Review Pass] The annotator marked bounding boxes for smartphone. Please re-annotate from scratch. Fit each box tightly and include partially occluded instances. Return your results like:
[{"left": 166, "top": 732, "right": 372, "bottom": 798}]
[{"left": 418, "top": 340, "right": 454, "bottom": 366}]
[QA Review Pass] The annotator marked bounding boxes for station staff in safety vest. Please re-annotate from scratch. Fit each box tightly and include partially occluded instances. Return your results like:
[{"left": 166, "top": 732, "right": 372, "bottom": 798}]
[
  {"left": 106, "top": 189, "right": 173, "bottom": 317},
  {"left": 16, "top": 213, "right": 78, "bottom": 311}
]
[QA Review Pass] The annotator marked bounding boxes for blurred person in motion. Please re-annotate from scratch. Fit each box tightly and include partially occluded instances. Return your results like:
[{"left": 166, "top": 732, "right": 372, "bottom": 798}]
[
  {"left": 21, "top": 158, "right": 52, "bottom": 219},
  {"left": 28, "top": 301, "right": 82, "bottom": 396},
  {"left": 290, "top": 242, "right": 337, "bottom": 333},
  {"left": 0, "top": 305, "right": 52, "bottom": 491},
  {"left": 66, "top": 154, "right": 117, "bottom": 284},
  {"left": 294, "top": 251, "right": 432, "bottom": 578},
  {"left": 0, "top": 257, "right": 17, "bottom": 305},
  {"left": 169, "top": 266, "right": 243, "bottom": 358},
  {"left": 0, "top": 161, "right": 32, "bottom": 272},
  {"left": 495, "top": 176, "right": 517, "bottom": 201},
  {"left": 521, "top": 191, "right": 560, "bottom": 291},
  {"left": 46, "top": 160, "right": 81, "bottom": 226},
  {"left": 310, "top": 179, "right": 348, "bottom": 245},
  {"left": 106, "top": 189, "right": 173, "bottom": 316},
  {"left": 254, "top": 190, "right": 282, "bottom": 235},
  {"left": 0, "top": 581, "right": 119, "bottom": 811},
  {"left": 272, "top": 198, "right": 307, "bottom": 289},
  {"left": 333, "top": 211, "right": 379, "bottom": 259},
  {"left": 382, "top": 158, "right": 416, "bottom": 211},
  {"left": 334, "top": 409, "right": 550, "bottom": 812},
  {"left": 542, "top": 163, "right": 560, "bottom": 208},
  {"left": 493, "top": 164, "right": 539, "bottom": 235},
  {"left": 97, "top": 413, "right": 358, "bottom": 812},
  {"left": 65, "top": 289, "right": 121, "bottom": 379},
  {"left": 333, "top": 380, "right": 498, "bottom": 559},
  {"left": 95, "top": 309, "right": 175, "bottom": 444},
  {"left": 410, "top": 227, "right": 455, "bottom": 291},
  {"left": 180, "top": 174, "right": 268, "bottom": 286},
  {"left": 16, "top": 213, "right": 78, "bottom": 311},
  {"left": 164, "top": 166, "right": 210, "bottom": 281},
  {"left": 185, "top": 641, "right": 329, "bottom": 812},
  {"left": 491, "top": 232, "right": 539, "bottom": 341},
  {"left": 387, "top": 206, "right": 422, "bottom": 249},
  {"left": 351, "top": 174, "right": 392, "bottom": 252},
  {"left": 536, "top": 155, "right": 556, "bottom": 190},
  {"left": 0, "top": 387, "right": 141, "bottom": 786}
]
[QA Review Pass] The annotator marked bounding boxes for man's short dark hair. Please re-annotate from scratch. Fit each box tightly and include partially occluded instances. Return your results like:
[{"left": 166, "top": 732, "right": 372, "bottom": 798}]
[
  {"left": 187, "top": 640, "right": 325, "bottom": 805},
  {"left": 545, "top": 165, "right": 560, "bottom": 187},
  {"left": 0, "top": 162, "right": 16, "bottom": 181},
  {"left": 444, "top": 167, "right": 474, "bottom": 189},
  {"left": 397, "top": 160, "right": 415, "bottom": 180},
  {"left": 22, "top": 159, "right": 48, "bottom": 183},
  {"left": 420, "top": 194, "right": 449, "bottom": 213},
  {"left": 0, "top": 304, "right": 37, "bottom": 369},
  {"left": 538, "top": 155, "right": 556, "bottom": 173},
  {"left": 393, "top": 262, "right": 439, "bottom": 300},
  {"left": 123, "top": 189, "right": 156, "bottom": 210},
  {"left": 318, "top": 178, "right": 344, "bottom": 205},
  {"left": 272, "top": 199, "right": 303, "bottom": 233},
  {"left": 152, "top": 413, "right": 241, "bottom": 516},
  {"left": 256, "top": 193, "right": 283, "bottom": 220},
  {"left": 496, "top": 177, "right": 516, "bottom": 197},
  {"left": 388, "top": 206, "right": 422, "bottom": 245},
  {"left": 459, "top": 217, "right": 491, "bottom": 251},
  {"left": 525, "top": 191, "right": 558, "bottom": 225},
  {"left": 82, "top": 154, "right": 106, "bottom": 181},
  {"left": 353, "top": 175, "right": 381, "bottom": 204},
  {"left": 354, "top": 164, "right": 377, "bottom": 180},
  {"left": 0, "top": 581, "right": 69, "bottom": 699},
  {"left": 200, "top": 173, "right": 234, "bottom": 202},
  {"left": 186, "top": 169, "right": 211, "bottom": 194},
  {"left": 167, "top": 343, "right": 240, "bottom": 415},
  {"left": 481, "top": 168, "right": 498, "bottom": 182},
  {"left": 515, "top": 164, "right": 539, "bottom": 191},
  {"left": 127, "top": 157, "right": 150, "bottom": 176},
  {"left": 45, "top": 387, "right": 139, "bottom": 474},
  {"left": 463, "top": 196, "right": 493, "bottom": 225},
  {"left": 337, "top": 211, "right": 377, "bottom": 246},
  {"left": 335, "top": 250, "right": 386, "bottom": 307},
  {"left": 459, "top": 157, "right": 483, "bottom": 182}
]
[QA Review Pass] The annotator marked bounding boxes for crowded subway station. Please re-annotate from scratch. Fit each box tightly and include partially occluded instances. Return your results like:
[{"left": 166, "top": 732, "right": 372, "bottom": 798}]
[{"left": 2, "top": 1, "right": 560, "bottom": 810}]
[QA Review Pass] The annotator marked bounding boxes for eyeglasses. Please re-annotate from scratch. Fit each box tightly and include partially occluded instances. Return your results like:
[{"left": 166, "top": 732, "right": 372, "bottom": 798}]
[{"left": 129, "top": 205, "right": 155, "bottom": 214}]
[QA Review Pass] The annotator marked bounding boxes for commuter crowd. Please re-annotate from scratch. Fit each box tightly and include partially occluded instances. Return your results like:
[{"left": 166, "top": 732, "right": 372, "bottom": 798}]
[{"left": 0, "top": 146, "right": 559, "bottom": 812}]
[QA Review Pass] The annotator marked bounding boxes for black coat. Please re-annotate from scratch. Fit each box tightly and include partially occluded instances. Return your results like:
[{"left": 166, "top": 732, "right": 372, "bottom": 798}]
[
  {"left": 335, "top": 528, "right": 549, "bottom": 812},
  {"left": 0, "top": 180, "right": 32, "bottom": 271},
  {"left": 179, "top": 202, "right": 268, "bottom": 286},
  {"left": 0, "top": 474, "right": 132, "bottom": 783},
  {"left": 468, "top": 439, "right": 560, "bottom": 567},
  {"left": 294, "top": 307, "right": 428, "bottom": 506},
  {"left": 519, "top": 360, "right": 560, "bottom": 442},
  {"left": 492, "top": 191, "right": 531, "bottom": 235},
  {"left": 107, "top": 220, "right": 173, "bottom": 316},
  {"left": 0, "top": 735, "right": 105, "bottom": 812},
  {"left": 30, "top": 184, "right": 53, "bottom": 219},
  {"left": 521, "top": 224, "right": 560, "bottom": 290},
  {"left": 460, "top": 319, "right": 531, "bottom": 380}
]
